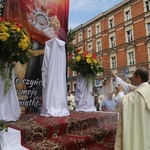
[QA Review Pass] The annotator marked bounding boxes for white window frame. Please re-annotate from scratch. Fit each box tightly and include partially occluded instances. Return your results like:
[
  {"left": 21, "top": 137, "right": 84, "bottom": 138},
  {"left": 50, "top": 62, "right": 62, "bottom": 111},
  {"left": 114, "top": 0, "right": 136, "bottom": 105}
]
[
  {"left": 110, "top": 55, "right": 117, "bottom": 69},
  {"left": 73, "top": 82, "right": 76, "bottom": 91},
  {"left": 144, "top": 0, "right": 150, "bottom": 12},
  {"left": 110, "top": 36, "right": 116, "bottom": 48},
  {"left": 87, "top": 27, "right": 92, "bottom": 38},
  {"left": 147, "top": 22, "right": 150, "bottom": 35},
  {"left": 109, "top": 19, "right": 114, "bottom": 28},
  {"left": 108, "top": 16, "right": 114, "bottom": 29},
  {"left": 127, "top": 51, "right": 135, "bottom": 65},
  {"left": 125, "top": 10, "right": 131, "bottom": 21},
  {"left": 126, "top": 29, "right": 133, "bottom": 42},
  {"left": 88, "top": 44, "right": 92, "bottom": 52},
  {"left": 96, "top": 41, "right": 101, "bottom": 52},
  {"left": 78, "top": 33, "right": 82, "bottom": 42},
  {"left": 73, "top": 71, "right": 77, "bottom": 76},
  {"left": 96, "top": 24, "right": 101, "bottom": 34},
  {"left": 73, "top": 38, "right": 76, "bottom": 44}
]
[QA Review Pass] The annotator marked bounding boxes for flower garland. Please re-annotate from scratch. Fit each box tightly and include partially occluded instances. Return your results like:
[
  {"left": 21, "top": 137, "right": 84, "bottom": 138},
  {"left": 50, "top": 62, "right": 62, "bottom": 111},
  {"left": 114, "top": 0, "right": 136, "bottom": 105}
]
[{"left": 0, "top": 18, "right": 31, "bottom": 94}]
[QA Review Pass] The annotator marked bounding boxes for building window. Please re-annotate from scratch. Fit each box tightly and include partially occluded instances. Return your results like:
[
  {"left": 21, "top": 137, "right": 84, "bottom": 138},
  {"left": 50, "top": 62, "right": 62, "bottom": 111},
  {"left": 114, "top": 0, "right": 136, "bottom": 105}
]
[
  {"left": 88, "top": 44, "right": 92, "bottom": 52},
  {"left": 73, "top": 38, "right": 76, "bottom": 44},
  {"left": 109, "top": 19, "right": 114, "bottom": 28},
  {"left": 96, "top": 25, "right": 100, "bottom": 34},
  {"left": 110, "top": 56, "right": 117, "bottom": 69},
  {"left": 125, "top": 10, "right": 131, "bottom": 21},
  {"left": 126, "top": 30, "right": 133, "bottom": 42},
  {"left": 73, "top": 83, "right": 76, "bottom": 91},
  {"left": 73, "top": 71, "right": 77, "bottom": 76},
  {"left": 145, "top": 0, "right": 150, "bottom": 12},
  {"left": 147, "top": 23, "right": 150, "bottom": 35},
  {"left": 87, "top": 29, "right": 92, "bottom": 38},
  {"left": 96, "top": 41, "right": 101, "bottom": 52},
  {"left": 78, "top": 33, "right": 82, "bottom": 42},
  {"left": 110, "top": 36, "right": 116, "bottom": 48},
  {"left": 128, "top": 51, "right": 135, "bottom": 65}
]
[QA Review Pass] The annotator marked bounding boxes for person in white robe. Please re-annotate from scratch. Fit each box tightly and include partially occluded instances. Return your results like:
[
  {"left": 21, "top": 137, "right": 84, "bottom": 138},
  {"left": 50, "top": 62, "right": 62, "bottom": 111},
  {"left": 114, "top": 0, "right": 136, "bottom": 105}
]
[
  {"left": 111, "top": 67, "right": 150, "bottom": 150},
  {"left": 41, "top": 38, "right": 70, "bottom": 117},
  {"left": 0, "top": 67, "right": 21, "bottom": 122},
  {"left": 75, "top": 75, "right": 96, "bottom": 112}
]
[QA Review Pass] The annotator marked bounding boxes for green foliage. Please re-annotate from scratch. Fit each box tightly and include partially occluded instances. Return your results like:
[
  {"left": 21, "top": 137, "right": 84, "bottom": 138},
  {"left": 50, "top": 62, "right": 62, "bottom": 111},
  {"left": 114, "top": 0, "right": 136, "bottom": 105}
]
[{"left": 0, "top": 120, "right": 8, "bottom": 132}]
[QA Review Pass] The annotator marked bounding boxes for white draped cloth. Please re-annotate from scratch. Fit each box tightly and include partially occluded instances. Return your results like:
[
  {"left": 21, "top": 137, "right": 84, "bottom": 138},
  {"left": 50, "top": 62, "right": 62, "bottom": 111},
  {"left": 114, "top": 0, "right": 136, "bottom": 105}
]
[
  {"left": 41, "top": 38, "right": 70, "bottom": 117},
  {"left": 75, "top": 75, "right": 96, "bottom": 112},
  {"left": 0, "top": 67, "right": 20, "bottom": 122},
  {"left": 0, "top": 127, "right": 28, "bottom": 150}
]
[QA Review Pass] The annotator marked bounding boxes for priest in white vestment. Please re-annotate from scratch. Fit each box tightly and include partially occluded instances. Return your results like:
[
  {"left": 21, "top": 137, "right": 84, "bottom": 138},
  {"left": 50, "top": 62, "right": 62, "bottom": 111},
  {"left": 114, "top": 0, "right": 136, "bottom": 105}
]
[
  {"left": 0, "top": 68, "right": 21, "bottom": 122},
  {"left": 41, "top": 38, "right": 70, "bottom": 117},
  {"left": 75, "top": 75, "right": 96, "bottom": 112},
  {"left": 111, "top": 67, "right": 150, "bottom": 150}
]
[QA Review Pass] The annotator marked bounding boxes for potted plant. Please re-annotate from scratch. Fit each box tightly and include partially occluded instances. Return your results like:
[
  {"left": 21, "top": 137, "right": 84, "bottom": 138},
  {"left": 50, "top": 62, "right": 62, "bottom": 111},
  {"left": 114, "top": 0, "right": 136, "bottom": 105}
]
[{"left": 0, "top": 17, "right": 31, "bottom": 95}]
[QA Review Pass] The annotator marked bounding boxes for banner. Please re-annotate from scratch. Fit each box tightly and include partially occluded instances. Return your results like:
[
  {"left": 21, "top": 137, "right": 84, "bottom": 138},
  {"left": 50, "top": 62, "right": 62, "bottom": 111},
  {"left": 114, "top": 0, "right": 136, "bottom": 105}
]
[
  {"left": 4, "top": 0, "right": 70, "bottom": 112},
  {"left": 4, "top": 0, "right": 70, "bottom": 44}
]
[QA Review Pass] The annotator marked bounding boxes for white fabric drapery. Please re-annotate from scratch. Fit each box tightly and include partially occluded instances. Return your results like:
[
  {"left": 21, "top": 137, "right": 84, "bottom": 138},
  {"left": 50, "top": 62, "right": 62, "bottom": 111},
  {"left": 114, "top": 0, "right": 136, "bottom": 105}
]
[
  {"left": 75, "top": 75, "right": 96, "bottom": 112},
  {"left": 41, "top": 38, "right": 70, "bottom": 117},
  {"left": 0, "top": 127, "right": 28, "bottom": 150},
  {"left": 0, "top": 67, "right": 20, "bottom": 122}
]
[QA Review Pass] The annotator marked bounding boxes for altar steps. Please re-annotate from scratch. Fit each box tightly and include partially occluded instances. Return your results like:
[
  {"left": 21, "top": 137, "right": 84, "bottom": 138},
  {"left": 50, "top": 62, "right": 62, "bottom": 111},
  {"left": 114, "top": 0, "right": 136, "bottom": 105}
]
[{"left": 7, "top": 111, "right": 118, "bottom": 150}]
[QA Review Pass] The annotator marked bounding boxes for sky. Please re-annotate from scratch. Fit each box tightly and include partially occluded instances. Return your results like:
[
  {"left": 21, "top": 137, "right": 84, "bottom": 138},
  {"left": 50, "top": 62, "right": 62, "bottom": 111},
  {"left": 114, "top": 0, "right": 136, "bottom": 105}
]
[{"left": 68, "top": 0, "right": 124, "bottom": 29}]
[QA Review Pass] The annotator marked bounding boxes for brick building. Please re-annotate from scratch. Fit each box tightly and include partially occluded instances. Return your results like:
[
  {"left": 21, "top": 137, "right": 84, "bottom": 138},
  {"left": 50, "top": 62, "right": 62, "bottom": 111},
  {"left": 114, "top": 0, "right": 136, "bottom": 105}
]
[{"left": 67, "top": 0, "right": 150, "bottom": 94}]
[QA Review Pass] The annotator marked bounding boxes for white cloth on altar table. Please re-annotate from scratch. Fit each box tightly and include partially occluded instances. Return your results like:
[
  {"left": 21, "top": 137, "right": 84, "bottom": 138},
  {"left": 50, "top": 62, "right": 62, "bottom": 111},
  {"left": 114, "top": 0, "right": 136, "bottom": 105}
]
[
  {"left": 0, "top": 67, "right": 20, "bottom": 122},
  {"left": 0, "top": 127, "right": 28, "bottom": 150},
  {"left": 75, "top": 75, "right": 96, "bottom": 112},
  {"left": 41, "top": 38, "right": 70, "bottom": 117}
]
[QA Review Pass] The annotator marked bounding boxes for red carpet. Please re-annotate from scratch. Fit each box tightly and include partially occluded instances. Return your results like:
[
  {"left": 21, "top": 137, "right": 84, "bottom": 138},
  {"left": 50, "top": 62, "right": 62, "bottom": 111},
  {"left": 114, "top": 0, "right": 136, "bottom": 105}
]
[{"left": 7, "top": 111, "right": 118, "bottom": 150}]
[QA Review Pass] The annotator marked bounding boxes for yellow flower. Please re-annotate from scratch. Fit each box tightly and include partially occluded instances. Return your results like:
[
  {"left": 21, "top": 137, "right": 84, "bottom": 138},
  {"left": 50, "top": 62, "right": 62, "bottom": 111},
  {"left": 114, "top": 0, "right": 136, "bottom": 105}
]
[
  {"left": 93, "top": 58, "right": 98, "bottom": 64},
  {"left": 0, "top": 20, "right": 31, "bottom": 94},
  {"left": 0, "top": 33, "right": 10, "bottom": 41},
  {"left": 0, "top": 24, "right": 8, "bottom": 32},
  {"left": 86, "top": 57, "right": 92, "bottom": 64},
  {"left": 86, "top": 53, "right": 92, "bottom": 58},
  {"left": 18, "top": 39, "right": 28, "bottom": 50},
  {"left": 16, "top": 27, "right": 21, "bottom": 32},
  {"left": 3, "top": 21, "right": 11, "bottom": 26},
  {"left": 23, "top": 33, "right": 30, "bottom": 43},
  {"left": 11, "top": 25, "right": 17, "bottom": 29},
  {"left": 76, "top": 56, "right": 81, "bottom": 62}
]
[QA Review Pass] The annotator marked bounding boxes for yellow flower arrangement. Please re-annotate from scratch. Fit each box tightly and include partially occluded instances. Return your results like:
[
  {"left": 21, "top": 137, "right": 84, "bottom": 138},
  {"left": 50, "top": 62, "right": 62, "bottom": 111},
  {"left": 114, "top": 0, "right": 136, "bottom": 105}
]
[
  {"left": 0, "top": 18, "right": 31, "bottom": 94},
  {"left": 68, "top": 49, "right": 103, "bottom": 80}
]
